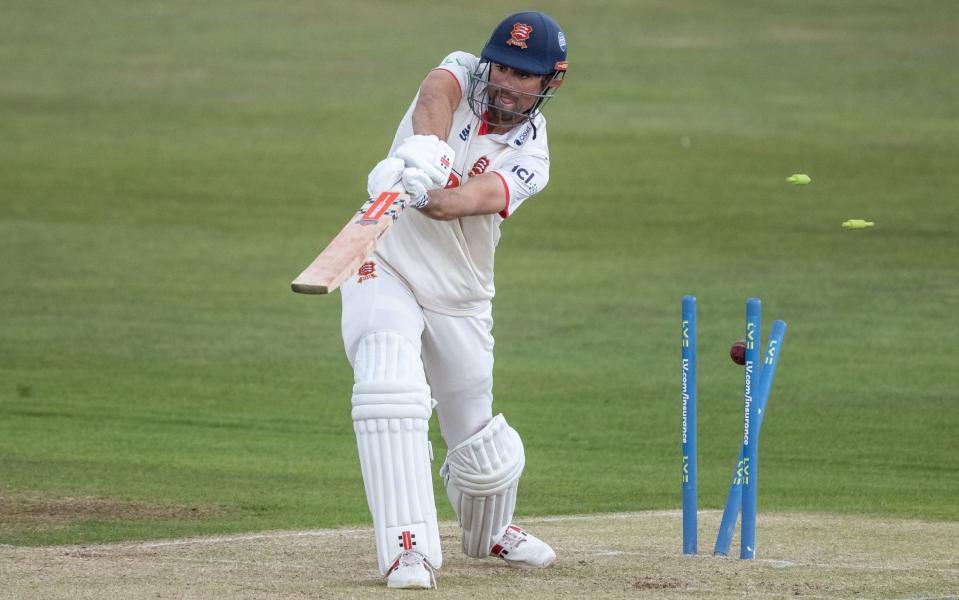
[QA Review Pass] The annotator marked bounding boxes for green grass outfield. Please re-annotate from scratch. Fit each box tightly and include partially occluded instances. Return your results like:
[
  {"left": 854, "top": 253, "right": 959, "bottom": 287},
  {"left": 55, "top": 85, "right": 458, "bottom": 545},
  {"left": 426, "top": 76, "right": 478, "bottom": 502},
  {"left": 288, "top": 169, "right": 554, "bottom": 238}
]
[{"left": 2, "top": 0, "right": 957, "bottom": 546}]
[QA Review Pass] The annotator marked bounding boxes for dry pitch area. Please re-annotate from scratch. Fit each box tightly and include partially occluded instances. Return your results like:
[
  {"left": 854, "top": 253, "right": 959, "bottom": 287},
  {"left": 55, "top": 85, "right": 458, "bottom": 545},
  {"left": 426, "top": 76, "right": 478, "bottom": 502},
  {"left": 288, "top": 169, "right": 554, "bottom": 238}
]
[{"left": 3, "top": 510, "right": 957, "bottom": 599}]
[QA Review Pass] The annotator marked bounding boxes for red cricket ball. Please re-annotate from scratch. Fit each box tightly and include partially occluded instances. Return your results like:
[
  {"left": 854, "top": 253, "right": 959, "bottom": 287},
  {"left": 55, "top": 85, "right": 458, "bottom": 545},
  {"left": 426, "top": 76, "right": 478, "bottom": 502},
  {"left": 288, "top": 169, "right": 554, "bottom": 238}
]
[{"left": 730, "top": 340, "right": 746, "bottom": 365}]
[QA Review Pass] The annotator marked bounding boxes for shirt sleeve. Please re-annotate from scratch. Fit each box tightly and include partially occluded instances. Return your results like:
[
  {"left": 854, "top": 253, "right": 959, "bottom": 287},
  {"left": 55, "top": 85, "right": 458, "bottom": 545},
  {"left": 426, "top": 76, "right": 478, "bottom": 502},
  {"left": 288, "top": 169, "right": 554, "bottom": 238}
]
[
  {"left": 491, "top": 153, "right": 550, "bottom": 219},
  {"left": 432, "top": 52, "right": 478, "bottom": 95}
]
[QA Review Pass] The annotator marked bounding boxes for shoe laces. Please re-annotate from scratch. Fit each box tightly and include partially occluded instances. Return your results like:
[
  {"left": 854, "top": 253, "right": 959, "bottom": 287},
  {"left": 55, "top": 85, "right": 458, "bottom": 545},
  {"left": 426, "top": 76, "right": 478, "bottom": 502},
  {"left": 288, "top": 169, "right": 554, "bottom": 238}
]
[
  {"left": 387, "top": 550, "right": 438, "bottom": 589},
  {"left": 494, "top": 525, "right": 528, "bottom": 554}
]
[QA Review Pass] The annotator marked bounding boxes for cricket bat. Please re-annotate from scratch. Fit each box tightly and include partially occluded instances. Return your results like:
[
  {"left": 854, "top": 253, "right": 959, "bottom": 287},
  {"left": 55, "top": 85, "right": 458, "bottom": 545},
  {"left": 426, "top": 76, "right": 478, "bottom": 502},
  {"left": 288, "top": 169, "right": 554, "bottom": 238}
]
[{"left": 291, "top": 191, "right": 410, "bottom": 295}]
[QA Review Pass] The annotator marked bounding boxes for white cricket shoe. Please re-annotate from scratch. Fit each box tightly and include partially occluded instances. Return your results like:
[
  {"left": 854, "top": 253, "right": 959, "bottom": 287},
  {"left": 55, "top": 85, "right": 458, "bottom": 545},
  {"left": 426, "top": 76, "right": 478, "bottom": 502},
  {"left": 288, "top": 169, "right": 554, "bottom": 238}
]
[
  {"left": 490, "top": 524, "right": 556, "bottom": 568},
  {"left": 386, "top": 550, "right": 436, "bottom": 589}
]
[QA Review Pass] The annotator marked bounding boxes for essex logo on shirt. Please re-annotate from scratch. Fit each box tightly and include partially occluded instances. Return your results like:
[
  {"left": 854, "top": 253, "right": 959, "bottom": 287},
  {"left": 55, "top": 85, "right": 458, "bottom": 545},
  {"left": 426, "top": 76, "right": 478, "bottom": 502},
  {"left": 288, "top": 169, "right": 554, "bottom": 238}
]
[
  {"left": 470, "top": 156, "right": 490, "bottom": 177},
  {"left": 357, "top": 261, "right": 377, "bottom": 283},
  {"left": 506, "top": 23, "right": 533, "bottom": 49}
]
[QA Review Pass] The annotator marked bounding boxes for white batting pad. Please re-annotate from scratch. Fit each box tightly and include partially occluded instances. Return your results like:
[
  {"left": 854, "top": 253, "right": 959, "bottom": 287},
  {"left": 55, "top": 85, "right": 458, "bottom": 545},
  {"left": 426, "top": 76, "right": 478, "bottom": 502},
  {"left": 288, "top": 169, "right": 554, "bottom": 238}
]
[
  {"left": 441, "top": 414, "right": 525, "bottom": 558},
  {"left": 351, "top": 331, "right": 442, "bottom": 574}
]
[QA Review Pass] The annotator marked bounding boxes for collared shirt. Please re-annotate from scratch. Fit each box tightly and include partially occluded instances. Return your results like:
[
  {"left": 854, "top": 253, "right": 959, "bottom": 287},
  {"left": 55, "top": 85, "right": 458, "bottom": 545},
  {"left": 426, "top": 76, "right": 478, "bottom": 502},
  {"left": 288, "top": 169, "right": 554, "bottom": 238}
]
[{"left": 375, "top": 51, "right": 551, "bottom": 316}]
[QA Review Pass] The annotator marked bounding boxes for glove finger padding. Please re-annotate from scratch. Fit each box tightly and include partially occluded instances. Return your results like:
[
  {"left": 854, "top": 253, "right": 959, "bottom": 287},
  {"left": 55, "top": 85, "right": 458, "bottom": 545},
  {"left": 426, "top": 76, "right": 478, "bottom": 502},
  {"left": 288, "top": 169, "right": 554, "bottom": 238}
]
[
  {"left": 395, "top": 135, "right": 455, "bottom": 188},
  {"left": 401, "top": 167, "right": 433, "bottom": 208},
  {"left": 367, "top": 157, "right": 406, "bottom": 197}
]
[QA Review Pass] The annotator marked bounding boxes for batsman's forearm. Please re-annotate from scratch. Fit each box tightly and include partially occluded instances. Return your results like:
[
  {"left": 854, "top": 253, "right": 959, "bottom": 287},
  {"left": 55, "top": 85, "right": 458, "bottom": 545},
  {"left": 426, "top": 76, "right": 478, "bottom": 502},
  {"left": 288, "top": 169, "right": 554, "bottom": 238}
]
[
  {"left": 417, "top": 173, "right": 507, "bottom": 221},
  {"left": 411, "top": 71, "right": 461, "bottom": 140},
  {"left": 416, "top": 188, "right": 458, "bottom": 221},
  {"left": 411, "top": 92, "right": 454, "bottom": 140}
]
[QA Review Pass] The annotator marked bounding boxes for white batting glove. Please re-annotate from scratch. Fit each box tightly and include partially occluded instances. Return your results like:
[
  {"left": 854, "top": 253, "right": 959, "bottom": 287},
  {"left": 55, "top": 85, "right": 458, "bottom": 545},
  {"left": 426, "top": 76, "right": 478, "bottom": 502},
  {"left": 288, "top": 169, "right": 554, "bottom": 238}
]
[
  {"left": 367, "top": 157, "right": 405, "bottom": 197},
  {"left": 401, "top": 167, "right": 433, "bottom": 208},
  {"left": 394, "top": 134, "right": 455, "bottom": 188}
]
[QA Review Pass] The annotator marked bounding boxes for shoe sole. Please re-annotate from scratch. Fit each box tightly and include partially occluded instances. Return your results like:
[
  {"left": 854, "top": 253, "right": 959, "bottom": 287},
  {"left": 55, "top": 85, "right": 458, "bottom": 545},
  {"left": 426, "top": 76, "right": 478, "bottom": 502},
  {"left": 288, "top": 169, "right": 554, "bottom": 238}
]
[
  {"left": 387, "top": 580, "right": 432, "bottom": 589},
  {"left": 503, "top": 552, "right": 557, "bottom": 569}
]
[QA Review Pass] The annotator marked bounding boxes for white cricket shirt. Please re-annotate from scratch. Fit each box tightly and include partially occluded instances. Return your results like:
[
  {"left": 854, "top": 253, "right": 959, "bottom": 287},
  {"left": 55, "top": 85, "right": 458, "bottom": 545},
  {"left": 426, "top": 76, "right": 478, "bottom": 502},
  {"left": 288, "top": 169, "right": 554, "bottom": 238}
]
[{"left": 375, "top": 51, "right": 551, "bottom": 316}]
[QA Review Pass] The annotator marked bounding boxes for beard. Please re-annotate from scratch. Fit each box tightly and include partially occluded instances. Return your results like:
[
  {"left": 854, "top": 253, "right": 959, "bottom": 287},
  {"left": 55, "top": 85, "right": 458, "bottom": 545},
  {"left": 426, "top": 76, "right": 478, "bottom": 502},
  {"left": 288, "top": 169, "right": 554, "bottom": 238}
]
[
  {"left": 486, "top": 104, "right": 523, "bottom": 127},
  {"left": 485, "top": 91, "right": 528, "bottom": 128}
]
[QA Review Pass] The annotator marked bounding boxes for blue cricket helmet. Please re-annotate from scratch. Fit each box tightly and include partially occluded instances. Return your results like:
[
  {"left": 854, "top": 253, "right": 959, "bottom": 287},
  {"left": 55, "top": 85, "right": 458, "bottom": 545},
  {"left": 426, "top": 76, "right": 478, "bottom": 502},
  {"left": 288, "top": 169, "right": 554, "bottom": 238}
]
[
  {"left": 481, "top": 11, "right": 568, "bottom": 76},
  {"left": 466, "top": 11, "right": 568, "bottom": 133}
]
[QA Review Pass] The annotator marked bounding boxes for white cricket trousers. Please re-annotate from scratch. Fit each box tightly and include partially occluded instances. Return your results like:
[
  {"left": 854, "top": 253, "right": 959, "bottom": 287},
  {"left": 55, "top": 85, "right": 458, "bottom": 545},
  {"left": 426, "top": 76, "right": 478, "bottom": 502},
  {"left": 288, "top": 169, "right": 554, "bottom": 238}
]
[{"left": 340, "top": 265, "right": 495, "bottom": 449}]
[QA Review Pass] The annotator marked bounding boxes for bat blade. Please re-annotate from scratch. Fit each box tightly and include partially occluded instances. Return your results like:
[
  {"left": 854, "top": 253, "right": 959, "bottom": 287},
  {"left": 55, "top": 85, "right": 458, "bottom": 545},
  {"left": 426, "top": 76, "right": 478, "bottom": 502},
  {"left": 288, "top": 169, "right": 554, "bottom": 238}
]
[{"left": 291, "top": 191, "right": 409, "bottom": 295}]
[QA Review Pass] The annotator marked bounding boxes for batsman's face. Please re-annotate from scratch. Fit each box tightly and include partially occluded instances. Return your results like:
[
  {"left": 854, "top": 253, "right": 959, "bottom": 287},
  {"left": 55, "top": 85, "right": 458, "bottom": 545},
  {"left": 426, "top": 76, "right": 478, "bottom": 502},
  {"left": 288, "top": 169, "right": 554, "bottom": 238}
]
[{"left": 487, "top": 63, "right": 546, "bottom": 127}]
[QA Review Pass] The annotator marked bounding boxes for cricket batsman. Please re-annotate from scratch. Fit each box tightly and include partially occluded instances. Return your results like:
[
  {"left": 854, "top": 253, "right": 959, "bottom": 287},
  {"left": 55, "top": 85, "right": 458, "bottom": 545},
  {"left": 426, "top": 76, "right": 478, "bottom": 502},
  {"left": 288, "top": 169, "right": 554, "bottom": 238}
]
[{"left": 340, "top": 11, "right": 568, "bottom": 589}]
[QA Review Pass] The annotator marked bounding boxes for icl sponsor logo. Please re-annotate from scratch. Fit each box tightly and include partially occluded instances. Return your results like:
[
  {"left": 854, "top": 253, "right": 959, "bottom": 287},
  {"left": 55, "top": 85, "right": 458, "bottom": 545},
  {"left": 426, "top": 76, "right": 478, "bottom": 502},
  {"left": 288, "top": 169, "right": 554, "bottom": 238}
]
[{"left": 511, "top": 164, "right": 535, "bottom": 184}]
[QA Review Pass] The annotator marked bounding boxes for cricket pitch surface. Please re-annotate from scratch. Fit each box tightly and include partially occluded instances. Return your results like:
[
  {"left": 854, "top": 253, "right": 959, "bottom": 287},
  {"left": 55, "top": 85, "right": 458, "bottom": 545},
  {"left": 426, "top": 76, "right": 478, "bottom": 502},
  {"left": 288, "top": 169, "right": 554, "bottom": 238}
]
[{"left": 3, "top": 510, "right": 957, "bottom": 599}]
